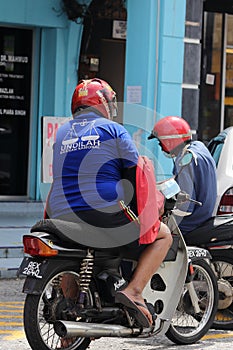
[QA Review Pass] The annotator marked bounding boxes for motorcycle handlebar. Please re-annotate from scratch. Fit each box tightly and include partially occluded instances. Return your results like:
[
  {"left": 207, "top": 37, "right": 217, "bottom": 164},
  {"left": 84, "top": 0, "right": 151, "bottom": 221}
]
[{"left": 176, "top": 191, "right": 202, "bottom": 207}]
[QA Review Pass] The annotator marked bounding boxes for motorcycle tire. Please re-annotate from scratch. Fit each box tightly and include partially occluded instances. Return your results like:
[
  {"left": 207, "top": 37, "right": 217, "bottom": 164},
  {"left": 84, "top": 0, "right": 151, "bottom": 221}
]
[
  {"left": 211, "top": 256, "right": 233, "bottom": 330},
  {"left": 166, "top": 258, "right": 218, "bottom": 345},
  {"left": 24, "top": 268, "right": 94, "bottom": 350}
]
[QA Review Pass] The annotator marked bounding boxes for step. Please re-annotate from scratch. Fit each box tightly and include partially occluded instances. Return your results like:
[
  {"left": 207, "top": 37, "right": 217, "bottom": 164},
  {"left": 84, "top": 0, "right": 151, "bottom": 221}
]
[
  {"left": 0, "top": 257, "right": 24, "bottom": 279},
  {"left": 0, "top": 246, "right": 24, "bottom": 258}
]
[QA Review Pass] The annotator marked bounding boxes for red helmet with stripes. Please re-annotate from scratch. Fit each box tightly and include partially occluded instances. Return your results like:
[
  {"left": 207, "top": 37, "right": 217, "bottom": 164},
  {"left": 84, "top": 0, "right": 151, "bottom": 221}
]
[
  {"left": 149, "top": 116, "right": 192, "bottom": 153},
  {"left": 71, "top": 78, "right": 117, "bottom": 120}
]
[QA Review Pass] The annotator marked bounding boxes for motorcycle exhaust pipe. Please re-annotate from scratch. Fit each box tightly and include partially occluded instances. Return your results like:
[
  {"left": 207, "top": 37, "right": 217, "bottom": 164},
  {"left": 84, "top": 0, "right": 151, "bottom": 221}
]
[{"left": 54, "top": 320, "right": 141, "bottom": 338}]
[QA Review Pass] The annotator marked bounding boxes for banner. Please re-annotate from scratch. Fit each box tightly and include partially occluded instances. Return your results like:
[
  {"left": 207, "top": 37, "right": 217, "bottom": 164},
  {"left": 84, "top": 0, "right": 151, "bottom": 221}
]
[{"left": 42, "top": 116, "right": 72, "bottom": 183}]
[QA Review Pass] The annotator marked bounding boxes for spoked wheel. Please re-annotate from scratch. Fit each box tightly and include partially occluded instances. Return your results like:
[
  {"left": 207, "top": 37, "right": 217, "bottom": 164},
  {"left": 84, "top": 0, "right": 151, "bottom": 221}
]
[
  {"left": 211, "top": 257, "right": 233, "bottom": 330},
  {"left": 166, "top": 259, "right": 218, "bottom": 344},
  {"left": 24, "top": 270, "right": 93, "bottom": 350}
]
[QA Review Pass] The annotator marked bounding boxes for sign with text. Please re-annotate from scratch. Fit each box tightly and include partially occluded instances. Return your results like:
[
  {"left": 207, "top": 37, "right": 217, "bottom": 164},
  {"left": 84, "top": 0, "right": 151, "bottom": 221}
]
[
  {"left": 0, "top": 28, "right": 32, "bottom": 118},
  {"left": 112, "top": 20, "right": 127, "bottom": 39},
  {"left": 127, "top": 85, "right": 142, "bottom": 104},
  {"left": 42, "top": 116, "right": 72, "bottom": 183}
]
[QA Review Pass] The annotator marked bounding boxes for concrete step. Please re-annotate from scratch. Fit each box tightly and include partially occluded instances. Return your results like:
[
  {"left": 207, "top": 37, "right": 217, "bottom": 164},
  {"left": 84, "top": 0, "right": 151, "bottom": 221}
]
[
  {"left": 0, "top": 246, "right": 24, "bottom": 258},
  {"left": 0, "top": 227, "right": 29, "bottom": 251},
  {"left": 0, "top": 257, "right": 24, "bottom": 279},
  {"left": 0, "top": 247, "right": 25, "bottom": 279},
  {"left": 0, "top": 201, "right": 43, "bottom": 278}
]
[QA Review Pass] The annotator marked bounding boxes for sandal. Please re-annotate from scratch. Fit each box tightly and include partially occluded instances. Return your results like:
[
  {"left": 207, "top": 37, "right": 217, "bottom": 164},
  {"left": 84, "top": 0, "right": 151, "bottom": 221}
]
[{"left": 115, "top": 291, "right": 153, "bottom": 327}]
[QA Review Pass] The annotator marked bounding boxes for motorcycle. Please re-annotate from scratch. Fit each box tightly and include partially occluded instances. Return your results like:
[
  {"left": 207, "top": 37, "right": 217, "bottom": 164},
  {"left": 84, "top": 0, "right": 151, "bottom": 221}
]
[
  {"left": 172, "top": 151, "right": 233, "bottom": 330},
  {"left": 17, "top": 179, "right": 218, "bottom": 350},
  {"left": 184, "top": 213, "right": 233, "bottom": 330}
]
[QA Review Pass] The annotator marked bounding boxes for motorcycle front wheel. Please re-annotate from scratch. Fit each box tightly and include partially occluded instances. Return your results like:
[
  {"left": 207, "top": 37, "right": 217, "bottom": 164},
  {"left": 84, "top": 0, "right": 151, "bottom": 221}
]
[
  {"left": 211, "top": 256, "right": 233, "bottom": 330},
  {"left": 24, "top": 269, "right": 94, "bottom": 350},
  {"left": 166, "top": 259, "right": 218, "bottom": 345}
]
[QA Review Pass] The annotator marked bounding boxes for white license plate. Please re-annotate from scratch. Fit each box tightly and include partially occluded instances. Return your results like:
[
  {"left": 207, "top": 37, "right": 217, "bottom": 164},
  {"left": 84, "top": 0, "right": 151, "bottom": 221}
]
[{"left": 18, "top": 257, "right": 48, "bottom": 279}]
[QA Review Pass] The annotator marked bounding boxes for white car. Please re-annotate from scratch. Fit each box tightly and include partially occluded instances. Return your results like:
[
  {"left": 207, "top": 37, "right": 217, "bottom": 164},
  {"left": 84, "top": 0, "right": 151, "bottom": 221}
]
[{"left": 207, "top": 126, "right": 233, "bottom": 215}]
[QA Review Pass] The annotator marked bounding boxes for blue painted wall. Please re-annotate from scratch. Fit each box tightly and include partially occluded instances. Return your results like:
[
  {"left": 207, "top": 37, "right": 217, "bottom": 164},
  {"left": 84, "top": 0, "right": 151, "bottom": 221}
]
[
  {"left": 0, "top": 0, "right": 67, "bottom": 28},
  {"left": 124, "top": 0, "right": 186, "bottom": 180},
  {"left": 37, "top": 23, "right": 84, "bottom": 200},
  {"left": 157, "top": 0, "right": 186, "bottom": 117}
]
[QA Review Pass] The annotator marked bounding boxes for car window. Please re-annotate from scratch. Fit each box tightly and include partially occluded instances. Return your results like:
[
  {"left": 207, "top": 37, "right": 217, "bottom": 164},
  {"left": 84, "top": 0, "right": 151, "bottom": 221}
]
[
  {"left": 207, "top": 130, "right": 228, "bottom": 167},
  {"left": 208, "top": 142, "right": 224, "bottom": 166}
]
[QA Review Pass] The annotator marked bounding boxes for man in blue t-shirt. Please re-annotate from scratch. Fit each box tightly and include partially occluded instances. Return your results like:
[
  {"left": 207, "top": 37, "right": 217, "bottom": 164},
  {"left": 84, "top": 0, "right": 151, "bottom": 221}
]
[
  {"left": 46, "top": 78, "right": 172, "bottom": 328},
  {"left": 49, "top": 111, "right": 139, "bottom": 217},
  {"left": 149, "top": 116, "right": 217, "bottom": 235}
]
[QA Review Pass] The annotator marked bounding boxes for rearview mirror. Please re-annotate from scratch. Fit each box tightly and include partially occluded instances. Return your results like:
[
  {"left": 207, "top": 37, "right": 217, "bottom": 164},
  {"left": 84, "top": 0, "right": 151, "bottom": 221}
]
[
  {"left": 157, "top": 177, "right": 181, "bottom": 199},
  {"left": 179, "top": 152, "right": 193, "bottom": 167}
]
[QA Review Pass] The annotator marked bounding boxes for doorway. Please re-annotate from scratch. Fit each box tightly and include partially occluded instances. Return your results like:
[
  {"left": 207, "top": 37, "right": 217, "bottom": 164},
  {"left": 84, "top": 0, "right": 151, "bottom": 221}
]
[
  {"left": 0, "top": 27, "right": 32, "bottom": 197},
  {"left": 78, "top": 0, "right": 127, "bottom": 124},
  {"left": 199, "top": 10, "right": 233, "bottom": 142}
]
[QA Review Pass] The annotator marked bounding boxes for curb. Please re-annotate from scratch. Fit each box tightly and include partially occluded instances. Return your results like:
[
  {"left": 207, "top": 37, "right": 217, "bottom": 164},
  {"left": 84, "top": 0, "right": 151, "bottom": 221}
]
[
  {"left": 0, "top": 267, "right": 21, "bottom": 279},
  {"left": 0, "top": 246, "right": 24, "bottom": 258},
  {"left": 0, "top": 247, "right": 25, "bottom": 279},
  {"left": 0, "top": 201, "right": 43, "bottom": 279}
]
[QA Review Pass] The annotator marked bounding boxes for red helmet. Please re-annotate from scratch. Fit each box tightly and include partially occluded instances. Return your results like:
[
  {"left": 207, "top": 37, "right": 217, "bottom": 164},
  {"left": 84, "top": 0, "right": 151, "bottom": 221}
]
[
  {"left": 149, "top": 116, "right": 192, "bottom": 153},
  {"left": 71, "top": 78, "right": 117, "bottom": 120}
]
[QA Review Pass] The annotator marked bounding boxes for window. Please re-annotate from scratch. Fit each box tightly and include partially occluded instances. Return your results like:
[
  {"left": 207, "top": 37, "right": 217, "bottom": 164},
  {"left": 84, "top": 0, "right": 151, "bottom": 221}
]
[{"left": 0, "top": 27, "right": 32, "bottom": 196}]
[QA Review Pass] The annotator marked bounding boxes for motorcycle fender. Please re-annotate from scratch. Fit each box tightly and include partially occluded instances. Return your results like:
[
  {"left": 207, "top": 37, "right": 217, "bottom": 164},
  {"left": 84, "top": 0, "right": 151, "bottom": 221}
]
[
  {"left": 187, "top": 246, "right": 212, "bottom": 260},
  {"left": 19, "top": 257, "right": 79, "bottom": 295}
]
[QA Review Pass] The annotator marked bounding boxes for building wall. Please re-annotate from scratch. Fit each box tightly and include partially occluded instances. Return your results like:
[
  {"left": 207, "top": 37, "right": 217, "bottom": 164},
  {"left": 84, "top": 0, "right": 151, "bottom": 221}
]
[
  {"left": 0, "top": 0, "right": 187, "bottom": 198},
  {"left": 0, "top": 0, "right": 67, "bottom": 27},
  {"left": 124, "top": 0, "right": 186, "bottom": 179},
  {"left": 0, "top": 0, "right": 90, "bottom": 200},
  {"left": 37, "top": 24, "right": 84, "bottom": 199},
  {"left": 182, "top": 0, "right": 203, "bottom": 134}
]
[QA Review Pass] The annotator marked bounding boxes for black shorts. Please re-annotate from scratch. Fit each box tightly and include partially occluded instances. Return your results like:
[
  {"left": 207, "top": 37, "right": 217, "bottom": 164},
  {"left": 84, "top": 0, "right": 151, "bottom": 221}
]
[{"left": 56, "top": 203, "right": 147, "bottom": 261}]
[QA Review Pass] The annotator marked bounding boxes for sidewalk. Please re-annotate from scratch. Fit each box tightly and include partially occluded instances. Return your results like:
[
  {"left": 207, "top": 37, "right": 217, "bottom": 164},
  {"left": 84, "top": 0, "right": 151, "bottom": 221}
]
[{"left": 0, "top": 202, "right": 44, "bottom": 278}]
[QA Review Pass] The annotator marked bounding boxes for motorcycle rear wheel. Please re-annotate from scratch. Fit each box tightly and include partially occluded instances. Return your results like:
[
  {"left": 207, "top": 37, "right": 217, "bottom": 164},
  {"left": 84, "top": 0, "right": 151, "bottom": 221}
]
[
  {"left": 211, "top": 256, "right": 233, "bottom": 330},
  {"left": 24, "top": 269, "right": 93, "bottom": 350},
  {"left": 166, "top": 259, "right": 218, "bottom": 344}
]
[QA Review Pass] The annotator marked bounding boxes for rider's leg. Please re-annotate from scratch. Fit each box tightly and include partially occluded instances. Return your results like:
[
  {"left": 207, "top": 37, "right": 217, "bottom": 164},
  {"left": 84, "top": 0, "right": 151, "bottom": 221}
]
[{"left": 120, "top": 222, "right": 172, "bottom": 307}]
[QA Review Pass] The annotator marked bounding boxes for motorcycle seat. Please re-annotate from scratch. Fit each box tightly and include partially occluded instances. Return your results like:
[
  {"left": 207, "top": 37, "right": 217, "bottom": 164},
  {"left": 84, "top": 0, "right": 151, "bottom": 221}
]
[
  {"left": 184, "top": 214, "right": 233, "bottom": 247},
  {"left": 31, "top": 218, "right": 140, "bottom": 250},
  {"left": 202, "top": 239, "right": 233, "bottom": 248}
]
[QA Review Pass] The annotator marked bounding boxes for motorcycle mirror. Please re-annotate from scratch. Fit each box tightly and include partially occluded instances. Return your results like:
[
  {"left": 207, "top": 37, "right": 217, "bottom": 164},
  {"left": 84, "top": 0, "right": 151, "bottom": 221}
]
[
  {"left": 179, "top": 152, "right": 193, "bottom": 167},
  {"left": 157, "top": 177, "right": 181, "bottom": 199}
]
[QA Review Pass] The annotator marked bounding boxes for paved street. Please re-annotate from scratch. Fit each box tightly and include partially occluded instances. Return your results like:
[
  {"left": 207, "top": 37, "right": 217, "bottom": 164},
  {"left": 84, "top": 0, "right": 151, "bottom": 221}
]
[{"left": 1, "top": 278, "right": 233, "bottom": 349}]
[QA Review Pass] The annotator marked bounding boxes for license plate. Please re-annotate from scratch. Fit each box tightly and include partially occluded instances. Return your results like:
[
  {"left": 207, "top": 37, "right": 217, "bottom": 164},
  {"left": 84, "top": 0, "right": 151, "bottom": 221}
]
[
  {"left": 18, "top": 257, "right": 48, "bottom": 279},
  {"left": 187, "top": 247, "right": 209, "bottom": 259}
]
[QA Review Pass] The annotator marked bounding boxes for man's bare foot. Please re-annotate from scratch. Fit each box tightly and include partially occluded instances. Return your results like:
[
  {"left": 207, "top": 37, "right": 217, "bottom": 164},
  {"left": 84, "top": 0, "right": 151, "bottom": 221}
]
[{"left": 115, "top": 290, "right": 153, "bottom": 327}]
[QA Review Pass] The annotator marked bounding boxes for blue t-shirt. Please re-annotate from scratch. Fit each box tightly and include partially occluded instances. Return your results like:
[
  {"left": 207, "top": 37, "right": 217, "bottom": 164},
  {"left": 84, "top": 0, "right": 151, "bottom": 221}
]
[
  {"left": 48, "top": 112, "right": 139, "bottom": 218},
  {"left": 173, "top": 141, "right": 217, "bottom": 234}
]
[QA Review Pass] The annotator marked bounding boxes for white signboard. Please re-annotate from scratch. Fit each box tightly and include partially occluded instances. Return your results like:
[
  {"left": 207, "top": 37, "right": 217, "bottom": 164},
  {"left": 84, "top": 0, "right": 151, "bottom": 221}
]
[
  {"left": 42, "top": 116, "right": 72, "bottom": 183},
  {"left": 112, "top": 20, "right": 127, "bottom": 39},
  {"left": 127, "top": 85, "right": 142, "bottom": 104},
  {"left": 206, "top": 73, "right": 215, "bottom": 85}
]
